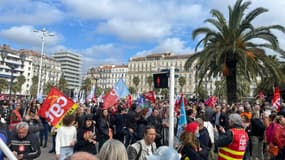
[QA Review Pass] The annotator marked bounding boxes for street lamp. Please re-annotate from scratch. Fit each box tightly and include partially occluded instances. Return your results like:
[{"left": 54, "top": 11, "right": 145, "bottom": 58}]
[
  {"left": 34, "top": 28, "right": 55, "bottom": 99},
  {"left": 0, "top": 46, "right": 26, "bottom": 100}
]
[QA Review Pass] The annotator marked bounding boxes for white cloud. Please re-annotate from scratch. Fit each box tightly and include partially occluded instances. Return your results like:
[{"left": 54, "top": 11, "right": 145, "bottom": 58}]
[
  {"left": 0, "top": 25, "right": 62, "bottom": 47},
  {"left": 0, "top": 0, "right": 64, "bottom": 25},
  {"left": 96, "top": 19, "right": 171, "bottom": 41},
  {"left": 135, "top": 38, "right": 195, "bottom": 57}
]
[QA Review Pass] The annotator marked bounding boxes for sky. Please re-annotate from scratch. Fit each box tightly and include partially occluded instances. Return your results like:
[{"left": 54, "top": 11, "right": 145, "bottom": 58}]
[{"left": 0, "top": 0, "right": 284, "bottom": 74}]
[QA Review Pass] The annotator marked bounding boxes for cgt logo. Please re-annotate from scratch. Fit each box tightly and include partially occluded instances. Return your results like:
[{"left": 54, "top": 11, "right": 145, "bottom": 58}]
[{"left": 45, "top": 96, "right": 68, "bottom": 122}]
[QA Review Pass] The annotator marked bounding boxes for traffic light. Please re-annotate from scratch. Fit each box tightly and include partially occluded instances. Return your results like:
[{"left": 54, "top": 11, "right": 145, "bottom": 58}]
[{"left": 153, "top": 73, "right": 168, "bottom": 88}]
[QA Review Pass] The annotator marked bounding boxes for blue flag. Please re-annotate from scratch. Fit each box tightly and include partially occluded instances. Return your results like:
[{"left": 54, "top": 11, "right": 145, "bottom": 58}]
[
  {"left": 177, "top": 97, "right": 187, "bottom": 137},
  {"left": 136, "top": 95, "right": 146, "bottom": 108},
  {"left": 114, "top": 78, "right": 130, "bottom": 99}
]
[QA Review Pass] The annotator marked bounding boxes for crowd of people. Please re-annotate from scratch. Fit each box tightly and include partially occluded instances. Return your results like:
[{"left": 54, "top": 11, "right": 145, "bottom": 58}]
[{"left": 0, "top": 96, "right": 285, "bottom": 160}]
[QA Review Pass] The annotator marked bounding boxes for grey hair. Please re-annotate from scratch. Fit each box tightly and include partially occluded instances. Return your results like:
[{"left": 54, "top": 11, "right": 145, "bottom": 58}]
[
  {"left": 16, "top": 122, "right": 29, "bottom": 130},
  {"left": 228, "top": 113, "right": 243, "bottom": 126},
  {"left": 98, "top": 139, "right": 128, "bottom": 160}
]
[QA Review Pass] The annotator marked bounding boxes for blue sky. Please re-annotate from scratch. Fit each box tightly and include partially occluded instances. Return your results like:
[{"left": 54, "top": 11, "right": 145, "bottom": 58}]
[{"left": 0, "top": 0, "right": 284, "bottom": 74}]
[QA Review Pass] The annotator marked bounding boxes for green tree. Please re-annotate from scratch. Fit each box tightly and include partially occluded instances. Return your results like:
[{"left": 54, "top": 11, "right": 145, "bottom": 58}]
[
  {"left": 14, "top": 75, "right": 26, "bottom": 94},
  {"left": 129, "top": 86, "right": 136, "bottom": 94},
  {"left": 30, "top": 76, "right": 38, "bottom": 97},
  {"left": 95, "top": 86, "right": 103, "bottom": 97},
  {"left": 161, "top": 88, "right": 169, "bottom": 99},
  {"left": 0, "top": 79, "right": 8, "bottom": 94},
  {"left": 185, "top": 0, "right": 285, "bottom": 104},
  {"left": 132, "top": 76, "right": 140, "bottom": 92},
  {"left": 178, "top": 76, "right": 186, "bottom": 93},
  {"left": 81, "top": 77, "right": 92, "bottom": 94},
  {"left": 57, "top": 76, "right": 68, "bottom": 93},
  {"left": 44, "top": 82, "right": 55, "bottom": 95},
  {"left": 146, "top": 75, "right": 153, "bottom": 90},
  {"left": 198, "top": 84, "right": 208, "bottom": 100}
]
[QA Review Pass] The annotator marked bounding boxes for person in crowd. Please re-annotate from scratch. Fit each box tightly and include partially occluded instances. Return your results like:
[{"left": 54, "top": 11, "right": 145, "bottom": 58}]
[
  {"left": 137, "top": 108, "right": 149, "bottom": 140},
  {"left": 196, "top": 118, "right": 211, "bottom": 160},
  {"left": 9, "top": 103, "right": 22, "bottom": 131},
  {"left": 48, "top": 126, "right": 57, "bottom": 153},
  {"left": 264, "top": 112, "right": 277, "bottom": 159},
  {"left": 211, "top": 105, "right": 227, "bottom": 129},
  {"left": 112, "top": 104, "right": 127, "bottom": 142},
  {"left": 215, "top": 113, "right": 249, "bottom": 160},
  {"left": 75, "top": 106, "right": 87, "bottom": 129},
  {"left": 0, "top": 100, "right": 12, "bottom": 129},
  {"left": 98, "top": 139, "right": 128, "bottom": 160},
  {"left": 76, "top": 114, "right": 98, "bottom": 154},
  {"left": 97, "top": 109, "right": 112, "bottom": 150},
  {"left": 272, "top": 111, "right": 285, "bottom": 159},
  {"left": 147, "top": 146, "right": 180, "bottom": 160},
  {"left": 66, "top": 152, "right": 98, "bottom": 160},
  {"left": 23, "top": 113, "right": 44, "bottom": 143},
  {"left": 147, "top": 109, "right": 163, "bottom": 147},
  {"left": 0, "top": 125, "right": 8, "bottom": 160},
  {"left": 250, "top": 105, "right": 265, "bottom": 160},
  {"left": 125, "top": 103, "right": 138, "bottom": 147},
  {"left": 26, "top": 100, "right": 40, "bottom": 117},
  {"left": 39, "top": 115, "right": 49, "bottom": 148},
  {"left": 8, "top": 122, "right": 41, "bottom": 160},
  {"left": 56, "top": 115, "right": 77, "bottom": 160},
  {"left": 127, "top": 125, "right": 157, "bottom": 160},
  {"left": 178, "top": 122, "right": 203, "bottom": 160}
]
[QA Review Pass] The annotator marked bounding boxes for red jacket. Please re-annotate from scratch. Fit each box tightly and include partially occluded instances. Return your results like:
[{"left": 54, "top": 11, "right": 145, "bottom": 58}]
[{"left": 273, "top": 124, "right": 285, "bottom": 149}]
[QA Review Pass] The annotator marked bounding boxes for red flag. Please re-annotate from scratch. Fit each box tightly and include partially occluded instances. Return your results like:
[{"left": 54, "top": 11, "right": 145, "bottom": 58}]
[
  {"left": 103, "top": 89, "right": 119, "bottom": 109},
  {"left": 0, "top": 94, "right": 4, "bottom": 101},
  {"left": 127, "top": 95, "right": 132, "bottom": 108},
  {"left": 175, "top": 94, "right": 187, "bottom": 114},
  {"left": 38, "top": 87, "right": 77, "bottom": 126},
  {"left": 143, "top": 91, "right": 156, "bottom": 103},
  {"left": 205, "top": 96, "right": 218, "bottom": 107},
  {"left": 272, "top": 87, "right": 281, "bottom": 111}
]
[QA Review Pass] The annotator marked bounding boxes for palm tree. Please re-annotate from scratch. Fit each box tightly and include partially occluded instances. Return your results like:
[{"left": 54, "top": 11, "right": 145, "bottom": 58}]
[
  {"left": 146, "top": 75, "right": 153, "bottom": 90},
  {"left": 0, "top": 79, "right": 8, "bottom": 94},
  {"left": 82, "top": 77, "right": 92, "bottom": 94},
  {"left": 14, "top": 75, "right": 26, "bottom": 94},
  {"left": 57, "top": 76, "right": 68, "bottom": 93},
  {"left": 185, "top": 0, "right": 285, "bottom": 104},
  {"left": 132, "top": 76, "right": 140, "bottom": 92},
  {"left": 30, "top": 76, "right": 38, "bottom": 97},
  {"left": 129, "top": 86, "right": 136, "bottom": 95},
  {"left": 178, "top": 76, "right": 186, "bottom": 93}
]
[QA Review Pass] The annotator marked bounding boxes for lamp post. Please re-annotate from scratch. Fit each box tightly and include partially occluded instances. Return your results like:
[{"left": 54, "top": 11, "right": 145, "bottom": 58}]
[
  {"left": 34, "top": 28, "right": 55, "bottom": 99},
  {"left": 1, "top": 46, "right": 26, "bottom": 100}
]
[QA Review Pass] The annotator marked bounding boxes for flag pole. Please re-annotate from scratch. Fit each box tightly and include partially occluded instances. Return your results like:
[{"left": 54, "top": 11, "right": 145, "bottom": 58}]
[{"left": 169, "top": 66, "right": 175, "bottom": 148}]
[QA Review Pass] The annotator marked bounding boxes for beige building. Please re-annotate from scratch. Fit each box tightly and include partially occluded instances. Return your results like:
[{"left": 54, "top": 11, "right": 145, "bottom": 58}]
[
  {"left": 87, "top": 64, "right": 128, "bottom": 89},
  {"left": 128, "top": 52, "right": 198, "bottom": 95},
  {"left": 22, "top": 50, "right": 62, "bottom": 89}
]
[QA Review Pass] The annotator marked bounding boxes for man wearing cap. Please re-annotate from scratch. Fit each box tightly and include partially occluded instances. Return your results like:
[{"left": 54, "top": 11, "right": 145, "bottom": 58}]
[{"left": 215, "top": 113, "right": 249, "bottom": 160}]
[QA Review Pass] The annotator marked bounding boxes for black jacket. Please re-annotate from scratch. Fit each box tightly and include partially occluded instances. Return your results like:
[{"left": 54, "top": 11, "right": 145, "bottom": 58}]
[
  {"left": 76, "top": 125, "right": 98, "bottom": 154},
  {"left": 8, "top": 131, "right": 41, "bottom": 160},
  {"left": 179, "top": 143, "right": 202, "bottom": 160}
]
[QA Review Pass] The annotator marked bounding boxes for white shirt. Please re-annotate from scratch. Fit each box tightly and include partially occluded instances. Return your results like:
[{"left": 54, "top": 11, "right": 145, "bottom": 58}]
[{"left": 55, "top": 125, "right": 77, "bottom": 154}]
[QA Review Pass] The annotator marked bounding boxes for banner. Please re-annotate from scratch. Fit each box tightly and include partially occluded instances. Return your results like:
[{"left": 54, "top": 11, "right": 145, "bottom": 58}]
[
  {"left": 38, "top": 87, "right": 77, "bottom": 126},
  {"left": 143, "top": 91, "right": 156, "bottom": 103},
  {"left": 103, "top": 89, "right": 119, "bottom": 109},
  {"left": 272, "top": 87, "right": 281, "bottom": 111},
  {"left": 177, "top": 96, "right": 187, "bottom": 137},
  {"left": 55, "top": 103, "right": 78, "bottom": 128},
  {"left": 103, "top": 78, "right": 130, "bottom": 109},
  {"left": 204, "top": 96, "right": 218, "bottom": 107}
]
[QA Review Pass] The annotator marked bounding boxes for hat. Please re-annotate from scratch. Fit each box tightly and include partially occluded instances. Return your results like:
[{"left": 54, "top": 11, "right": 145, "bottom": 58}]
[
  {"left": 184, "top": 122, "right": 199, "bottom": 133},
  {"left": 277, "top": 110, "right": 285, "bottom": 117},
  {"left": 229, "top": 113, "right": 242, "bottom": 126}
]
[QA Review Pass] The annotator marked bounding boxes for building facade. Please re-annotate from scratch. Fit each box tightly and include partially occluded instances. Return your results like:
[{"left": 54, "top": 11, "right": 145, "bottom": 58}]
[
  {"left": 128, "top": 52, "right": 198, "bottom": 95},
  {"left": 53, "top": 51, "right": 81, "bottom": 90},
  {"left": 0, "top": 45, "right": 33, "bottom": 96},
  {"left": 87, "top": 64, "right": 128, "bottom": 89},
  {"left": 22, "top": 50, "right": 62, "bottom": 92}
]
